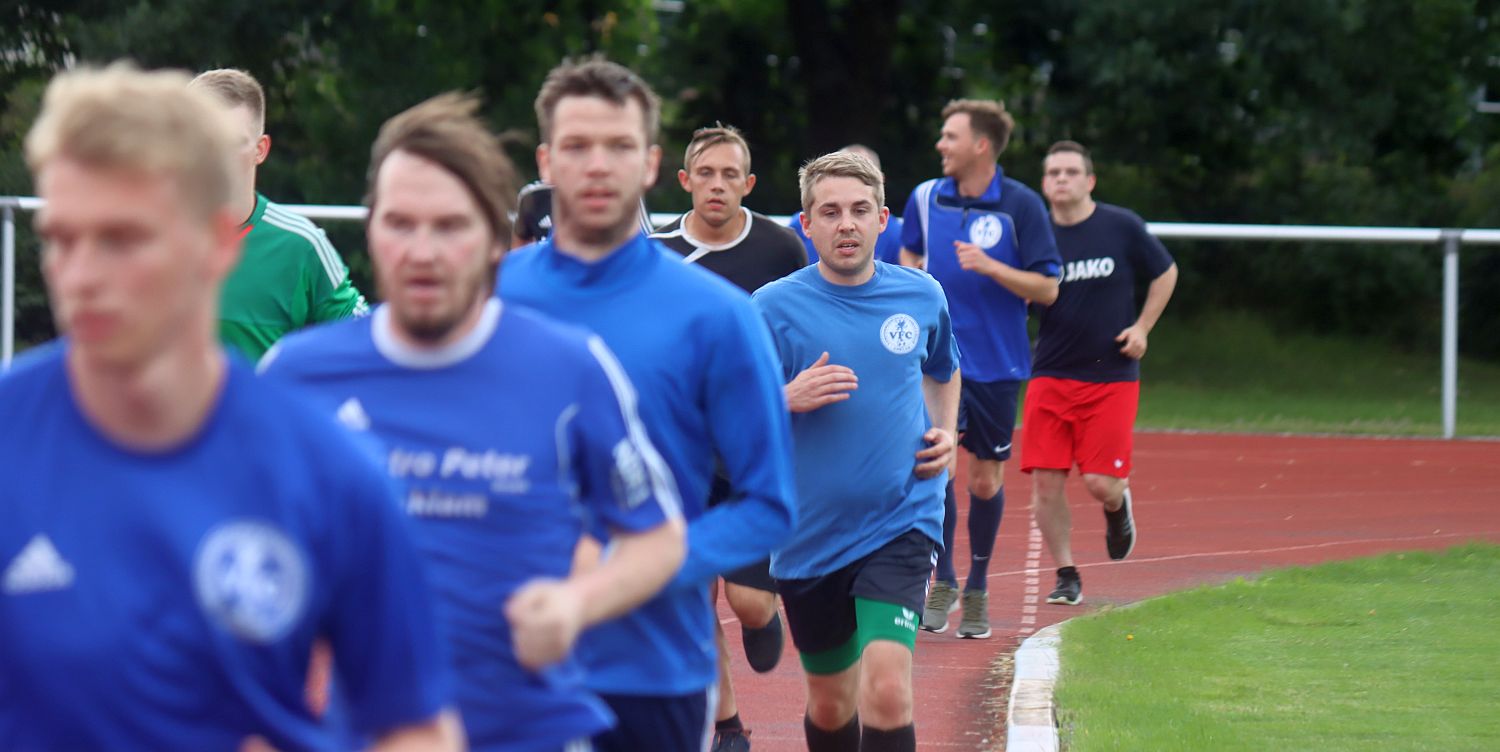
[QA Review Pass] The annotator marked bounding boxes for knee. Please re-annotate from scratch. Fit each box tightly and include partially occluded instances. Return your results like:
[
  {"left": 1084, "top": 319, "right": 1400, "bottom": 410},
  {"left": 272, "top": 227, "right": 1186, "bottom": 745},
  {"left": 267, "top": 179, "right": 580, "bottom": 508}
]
[
  {"left": 967, "top": 461, "right": 1005, "bottom": 500},
  {"left": 1032, "top": 471, "right": 1067, "bottom": 507},
  {"left": 726, "top": 587, "right": 777, "bottom": 629},
  {"left": 807, "top": 692, "right": 857, "bottom": 730},
  {"left": 861, "top": 668, "right": 913, "bottom": 725},
  {"left": 1083, "top": 475, "right": 1124, "bottom": 504}
]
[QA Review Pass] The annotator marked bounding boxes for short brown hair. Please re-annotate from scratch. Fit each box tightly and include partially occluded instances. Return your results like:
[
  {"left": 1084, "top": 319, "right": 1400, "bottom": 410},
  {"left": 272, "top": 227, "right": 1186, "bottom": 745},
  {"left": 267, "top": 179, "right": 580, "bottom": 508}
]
[
  {"left": 189, "top": 68, "right": 266, "bottom": 134},
  {"left": 26, "top": 63, "right": 238, "bottom": 218},
  {"left": 366, "top": 92, "right": 519, "bottom": 248},
  {"left": 1046, "top": 140, "right": 1094, "bottom": 175},
  {"left": 799, "top": 150, "right": 885, "bottom": 212},
  {"left": 684, "top": 123, "right": 750, "bottom": 172},
  {"left": 535, "top": 56, "right": 661, "bottom": 144},
  {"left": 942, "top": 99, "right": 1015, "bottom": 157}
]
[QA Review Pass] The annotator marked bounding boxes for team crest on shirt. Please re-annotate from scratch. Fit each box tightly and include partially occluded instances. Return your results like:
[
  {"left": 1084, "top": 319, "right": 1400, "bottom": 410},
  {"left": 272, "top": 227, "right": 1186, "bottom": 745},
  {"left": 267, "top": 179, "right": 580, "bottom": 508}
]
[
  {"left": 969, "top": 215, "right": 1004, "bottom": 249},
  {"left": 194, "top": 521, "right": 309, "bottom": 644},
  {"left": 880, "top": 314, "right": 920, "bottom": 355}
]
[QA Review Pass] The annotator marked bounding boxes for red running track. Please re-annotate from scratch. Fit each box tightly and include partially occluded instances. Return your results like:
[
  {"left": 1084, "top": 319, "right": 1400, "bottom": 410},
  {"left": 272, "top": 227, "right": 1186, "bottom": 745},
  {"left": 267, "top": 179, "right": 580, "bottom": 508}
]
[{"left": 717, "top": 431, "right": 1500, "bottom": 750}]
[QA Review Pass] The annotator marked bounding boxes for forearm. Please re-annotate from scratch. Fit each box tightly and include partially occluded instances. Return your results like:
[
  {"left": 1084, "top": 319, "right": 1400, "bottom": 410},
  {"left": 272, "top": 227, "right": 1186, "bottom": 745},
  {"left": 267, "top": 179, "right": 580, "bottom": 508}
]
[
  {"left": 370, "top": 710, "right": 465, "bottom": 752},
  {"left": 573, "top": 520, "right": 686, "bottom": 625},
  {"left": 1134, "top": 264, "right": 1178, "bottom": 334},
  {"left": 923, "top": 370, "right": 961, "bottom": 435},
  {"left": 899, "top": 247, "right": 925, "bottom": 268},
  {"left": 986, "top": 265, "right": 1058, "bottom": 304},
  {"left": 674, "top": 491, "right": 795, "bottom": 588}
]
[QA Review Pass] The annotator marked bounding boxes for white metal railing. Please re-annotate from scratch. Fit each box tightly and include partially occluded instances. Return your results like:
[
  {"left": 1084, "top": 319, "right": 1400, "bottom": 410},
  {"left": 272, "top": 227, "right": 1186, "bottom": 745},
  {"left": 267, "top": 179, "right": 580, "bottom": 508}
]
[{"left": 4, "top": 196, "right": 1499, "bottom": 438}]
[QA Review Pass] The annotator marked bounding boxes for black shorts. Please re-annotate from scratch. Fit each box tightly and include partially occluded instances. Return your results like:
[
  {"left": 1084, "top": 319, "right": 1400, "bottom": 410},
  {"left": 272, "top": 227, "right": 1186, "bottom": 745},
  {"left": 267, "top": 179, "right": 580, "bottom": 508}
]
[
  {"left": 775, "top": 530, "right": 937, "bottom": 655},
  {"left": 593, "top": 690, "right": 713, "bottom": 752},
  {"left": 723, "top": 557, "right": 778, "bottom": 593},
  {"left": 958, "top": 378, "right": 1021, "bottom": 461}
]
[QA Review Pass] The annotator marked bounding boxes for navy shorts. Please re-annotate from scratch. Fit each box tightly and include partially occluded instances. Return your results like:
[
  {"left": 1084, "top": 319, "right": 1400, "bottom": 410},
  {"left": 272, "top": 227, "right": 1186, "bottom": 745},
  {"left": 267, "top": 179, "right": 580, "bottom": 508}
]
[
  {"left": 958, "top": 379, "right": 1021, "bottom": 461},
  {"left": 593, "top": 690, "right": 714, "bottom": 752},
  {"left": 776, "top": 530, "right": 937, "bottom": 655}
]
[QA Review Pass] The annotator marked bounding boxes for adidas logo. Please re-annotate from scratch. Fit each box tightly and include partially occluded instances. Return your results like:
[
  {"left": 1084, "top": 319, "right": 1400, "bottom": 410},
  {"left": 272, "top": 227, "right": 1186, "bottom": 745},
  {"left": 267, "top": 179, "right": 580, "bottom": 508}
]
[
  {"left": 336, "top": 397, "right": 370, "bottom": 431},
  {"left": 4, "top": 534, "right": 75, "bottom": 595}
]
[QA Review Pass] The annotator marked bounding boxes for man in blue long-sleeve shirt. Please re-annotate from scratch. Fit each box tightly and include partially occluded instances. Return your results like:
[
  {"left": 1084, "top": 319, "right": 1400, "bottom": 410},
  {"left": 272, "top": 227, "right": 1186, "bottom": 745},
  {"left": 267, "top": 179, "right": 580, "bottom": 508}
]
[{"left": 500, "top": 57, "right": 797, "bottom": 752}]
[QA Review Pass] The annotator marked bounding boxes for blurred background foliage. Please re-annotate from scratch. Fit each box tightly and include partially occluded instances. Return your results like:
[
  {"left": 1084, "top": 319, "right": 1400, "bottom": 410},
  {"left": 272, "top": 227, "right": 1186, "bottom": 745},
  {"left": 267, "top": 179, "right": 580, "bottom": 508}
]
[{"left": 3, "top": 0, "right": 1498, "bottom": 356}]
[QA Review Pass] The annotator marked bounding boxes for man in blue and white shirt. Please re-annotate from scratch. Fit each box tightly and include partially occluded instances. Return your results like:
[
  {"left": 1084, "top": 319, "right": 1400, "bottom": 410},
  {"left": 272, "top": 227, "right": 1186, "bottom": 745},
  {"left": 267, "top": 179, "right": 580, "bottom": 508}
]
[{"left": 900, "top": 99, "right": 1062, "bottom": 640}]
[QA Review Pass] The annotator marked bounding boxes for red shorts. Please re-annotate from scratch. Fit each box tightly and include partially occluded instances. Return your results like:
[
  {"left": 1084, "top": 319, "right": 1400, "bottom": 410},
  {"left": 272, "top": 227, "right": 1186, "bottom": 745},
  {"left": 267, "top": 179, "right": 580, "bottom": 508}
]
[{"left": 1020, "top": 377, "right": 1139, "bottom": 478}]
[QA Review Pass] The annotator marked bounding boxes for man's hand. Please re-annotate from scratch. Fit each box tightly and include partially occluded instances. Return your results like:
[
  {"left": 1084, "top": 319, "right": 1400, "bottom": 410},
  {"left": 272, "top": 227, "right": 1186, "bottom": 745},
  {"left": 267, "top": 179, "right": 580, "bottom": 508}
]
[
  {"left": 504, "top": 579, "right": 586, "bottom": 670},
  {"left": 914, "top": 427, "right": 955, "bottom": 479},
  {"left": 785, "top": 351, "right": 858, "bottom": 413},
  {"left": 954, "top": 241, "right": 1002, "bottom": 276},
  {"left": 1116, "top": 325, "right": 1148, "bottom": 359}
]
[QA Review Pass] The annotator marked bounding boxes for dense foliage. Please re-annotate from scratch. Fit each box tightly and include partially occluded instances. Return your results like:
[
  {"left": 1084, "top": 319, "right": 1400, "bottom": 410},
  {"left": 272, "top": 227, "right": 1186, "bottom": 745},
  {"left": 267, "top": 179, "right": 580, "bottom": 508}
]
[{"left": 3, "top": 1, "right": 1498, "bottom": 355}]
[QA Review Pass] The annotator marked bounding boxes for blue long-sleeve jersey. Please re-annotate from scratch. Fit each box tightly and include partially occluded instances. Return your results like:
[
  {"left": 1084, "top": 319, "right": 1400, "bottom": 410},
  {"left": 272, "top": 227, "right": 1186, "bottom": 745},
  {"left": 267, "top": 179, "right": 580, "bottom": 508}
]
[{"left": 499, "top": 232, "right": 797, "bottom": 695}]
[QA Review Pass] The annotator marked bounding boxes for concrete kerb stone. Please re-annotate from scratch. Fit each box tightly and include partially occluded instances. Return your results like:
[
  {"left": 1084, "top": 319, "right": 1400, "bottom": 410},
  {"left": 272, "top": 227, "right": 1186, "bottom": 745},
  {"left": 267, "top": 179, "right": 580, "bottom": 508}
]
[{"left": 1005, "top": 621, "right": 1063, "bottom": 751}]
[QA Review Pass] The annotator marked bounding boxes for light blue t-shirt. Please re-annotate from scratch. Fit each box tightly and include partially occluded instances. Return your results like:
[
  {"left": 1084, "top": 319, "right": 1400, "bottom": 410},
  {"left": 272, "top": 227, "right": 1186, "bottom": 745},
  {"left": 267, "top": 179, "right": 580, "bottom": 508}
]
[
  {"left": 0, "top": 345, "right": 449, "bottom": 751},
  {"left": 752, "top": 262, "right": 959, "bottom": 579},
  {"left": 499, "top": 232, "right": 797, "bottom": 696},
  {"left": 261, "top": 299, "right": 681, "bottom": 751}
]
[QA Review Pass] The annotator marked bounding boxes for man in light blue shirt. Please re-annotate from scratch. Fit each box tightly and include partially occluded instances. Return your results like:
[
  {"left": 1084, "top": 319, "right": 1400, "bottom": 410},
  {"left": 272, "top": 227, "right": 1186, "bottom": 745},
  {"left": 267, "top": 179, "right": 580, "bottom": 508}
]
[{"left": 753, "top": 151, "right": 960, "bottom": 752}]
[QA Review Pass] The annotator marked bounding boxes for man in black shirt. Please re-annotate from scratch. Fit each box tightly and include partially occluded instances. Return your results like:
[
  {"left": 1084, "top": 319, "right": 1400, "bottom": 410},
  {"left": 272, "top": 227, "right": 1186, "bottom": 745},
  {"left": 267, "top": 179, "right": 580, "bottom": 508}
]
[
  {"left": 652, "top": 124, "right": 805, "bottom": 752},
  {"left": 1022, "top": 141, "right": 1178, "bottom": 606},
  {"left": 653, "top": 124, "right": 806, "bottom": 293}
]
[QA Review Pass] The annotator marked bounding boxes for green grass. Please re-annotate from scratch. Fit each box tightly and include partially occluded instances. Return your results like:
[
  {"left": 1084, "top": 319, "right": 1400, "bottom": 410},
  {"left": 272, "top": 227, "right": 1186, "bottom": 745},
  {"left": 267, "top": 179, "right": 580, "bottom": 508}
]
[
  {"left": 1134, "top": 311, "right": 1500, "bottom": 436},
  {"left": 1054, "top": 544, "right": 1500, "bottom": 751}
]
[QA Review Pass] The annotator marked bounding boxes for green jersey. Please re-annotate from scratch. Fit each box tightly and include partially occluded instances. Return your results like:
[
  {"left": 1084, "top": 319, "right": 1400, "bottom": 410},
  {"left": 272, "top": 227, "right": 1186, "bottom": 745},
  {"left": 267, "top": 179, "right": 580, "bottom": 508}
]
[{"left": 220, "top": 194, "right": 369, "bottom": 361}]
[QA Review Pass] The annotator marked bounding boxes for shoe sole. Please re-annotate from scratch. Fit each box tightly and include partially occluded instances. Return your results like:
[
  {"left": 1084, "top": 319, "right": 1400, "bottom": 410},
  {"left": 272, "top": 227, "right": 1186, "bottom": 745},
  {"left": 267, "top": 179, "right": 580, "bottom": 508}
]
[
  {"left": 957, "top": 628, "right": 992, "bottom": 639},
  {"left": 1045, "top": 594, "right": 1083, "bottom": 606}
]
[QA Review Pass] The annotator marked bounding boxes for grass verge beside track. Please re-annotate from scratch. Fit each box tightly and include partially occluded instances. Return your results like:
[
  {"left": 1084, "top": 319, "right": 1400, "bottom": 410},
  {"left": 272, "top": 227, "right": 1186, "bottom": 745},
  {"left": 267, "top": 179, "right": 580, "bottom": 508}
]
[
  {"left": 1054, "top": 544, "right": 1500, "bottom": 751},
  {"left": 1134, "top": 311, "right": 1500, "bottom": 436}
]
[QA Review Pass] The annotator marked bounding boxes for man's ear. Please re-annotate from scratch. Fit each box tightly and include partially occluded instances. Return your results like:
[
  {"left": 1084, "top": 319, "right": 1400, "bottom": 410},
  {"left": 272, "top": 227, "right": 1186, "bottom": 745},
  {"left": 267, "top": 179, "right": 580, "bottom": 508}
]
[
  {"left": 536, "top": 144, "right": 551, "bottom": 183},
  {"left": 744, "top": 173, "right": 757, "bottom": 196},
  {"left": 254, "top": 134, "right": 271, "bottom": 167}
]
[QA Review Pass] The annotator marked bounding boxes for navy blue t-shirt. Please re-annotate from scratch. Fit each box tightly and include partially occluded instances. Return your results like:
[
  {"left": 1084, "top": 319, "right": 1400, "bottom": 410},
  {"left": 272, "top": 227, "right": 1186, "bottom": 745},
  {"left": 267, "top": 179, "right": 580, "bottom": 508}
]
[{"left": 1032, "top": 202, "right": 1175, "bottom": 382}]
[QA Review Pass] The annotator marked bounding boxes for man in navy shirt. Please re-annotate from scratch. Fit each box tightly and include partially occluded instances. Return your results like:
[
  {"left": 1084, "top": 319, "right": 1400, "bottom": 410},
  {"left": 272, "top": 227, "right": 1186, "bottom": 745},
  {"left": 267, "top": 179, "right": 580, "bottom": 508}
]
[
  {"left": 501, "top": 57, "right": 798, "bottom": 752},
  {"left": 1, "top": 63, "right": 459, "bottom": 751},
  {"left": 755, "top": 151, "right": 959, "bottom": 752},
  {"left": 262, "top": 92, "right": 687, "bottom": 751},
  {"left": 1025, "top": 141, "right": 1178, "bottom": 606},
  {"left": 788, "top": 145, "right": 904, "bottom": 265},
  {"left": 901, "top": 99, "right": 1061, "bottom": 640}
]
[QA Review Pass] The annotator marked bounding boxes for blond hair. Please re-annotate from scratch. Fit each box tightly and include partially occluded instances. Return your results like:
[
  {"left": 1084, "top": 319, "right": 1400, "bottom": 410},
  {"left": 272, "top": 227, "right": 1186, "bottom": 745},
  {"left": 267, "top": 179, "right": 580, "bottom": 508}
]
[
  {"left": 367, "top": 92, "right": 519, "bottom": 250},
  {"left": 798, "top": 151, "right": 885, "bottom": 212},
  {"left": 189, "top": 68, "right": 266, "bottom": 134},
  {"left": 684, "top": 124, "right": 750, "bottom": 172},
  {"left": 941, "top": 98, "right": 1015, "bottom": 157},
  {"left": 26, "top": 63, "right": 238, "bottom": 217}
]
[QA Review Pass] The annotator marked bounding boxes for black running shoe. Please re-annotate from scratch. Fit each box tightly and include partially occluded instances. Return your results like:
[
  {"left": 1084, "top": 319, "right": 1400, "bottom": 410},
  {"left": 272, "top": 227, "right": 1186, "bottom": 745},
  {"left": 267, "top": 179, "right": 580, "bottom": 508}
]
[
  {"left": 712, "top": 727, "right": 752, "bottom": 752},
  {"left": 1046, "top": 567, "right": 1082, "bottom": 606},
  {"left": 1104, "top": 488, "right": 1136, "bottom": 561},
  {"left": 741, "top": 611, "right": 783, "bottom": 673}
]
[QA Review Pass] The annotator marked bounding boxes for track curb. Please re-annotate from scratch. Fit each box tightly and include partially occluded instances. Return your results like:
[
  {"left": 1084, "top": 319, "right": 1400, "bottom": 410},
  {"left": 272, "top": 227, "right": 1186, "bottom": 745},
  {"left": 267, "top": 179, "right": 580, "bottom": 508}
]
[{"left": 1005, "top": 621, "right": 1063, "bottom": 751}]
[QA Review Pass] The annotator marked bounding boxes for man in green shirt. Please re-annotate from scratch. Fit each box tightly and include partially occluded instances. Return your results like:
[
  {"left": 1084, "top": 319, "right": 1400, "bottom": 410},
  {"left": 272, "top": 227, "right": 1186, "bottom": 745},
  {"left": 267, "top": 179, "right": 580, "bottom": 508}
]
[{"left": 190, "top": 69, "right": 368, "bottom": 361}]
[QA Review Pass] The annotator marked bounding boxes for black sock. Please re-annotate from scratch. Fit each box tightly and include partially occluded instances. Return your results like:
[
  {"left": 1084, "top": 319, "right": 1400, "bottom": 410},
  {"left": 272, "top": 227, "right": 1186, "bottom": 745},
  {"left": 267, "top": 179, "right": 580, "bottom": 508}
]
[
  {"left": 805, "top": 712, "right": 860, "bottom": 752},
  {"left": 860, "top": 723, "right": 916, "bottom": 752},
  {"left": 716, "top": 713, "right": 743, "bottom": 733},
  {"left": 1058, "top": 566, "right": 1078, "bottom": 578}
]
